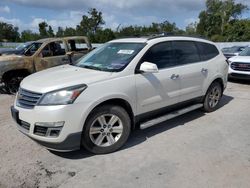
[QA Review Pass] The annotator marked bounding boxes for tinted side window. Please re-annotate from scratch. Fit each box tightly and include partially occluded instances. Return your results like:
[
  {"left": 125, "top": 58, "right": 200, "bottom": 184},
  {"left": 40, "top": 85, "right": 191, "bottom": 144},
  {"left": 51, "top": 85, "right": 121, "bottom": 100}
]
[
  {"left": 172, "top": 41, "right": 200, "bottom": 65},
  {"left": 196, "top": 42, "right": 219, "bottom": 61},
  {"left": 141, "top": 42, "right": 176, "bottom": 69}
]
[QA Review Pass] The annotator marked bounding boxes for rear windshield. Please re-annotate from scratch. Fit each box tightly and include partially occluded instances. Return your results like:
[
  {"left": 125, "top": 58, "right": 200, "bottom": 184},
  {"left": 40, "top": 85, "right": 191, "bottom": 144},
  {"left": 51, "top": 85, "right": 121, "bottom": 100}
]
[{"left": 222, "top": 46, "right": 245, "bottom": 53}]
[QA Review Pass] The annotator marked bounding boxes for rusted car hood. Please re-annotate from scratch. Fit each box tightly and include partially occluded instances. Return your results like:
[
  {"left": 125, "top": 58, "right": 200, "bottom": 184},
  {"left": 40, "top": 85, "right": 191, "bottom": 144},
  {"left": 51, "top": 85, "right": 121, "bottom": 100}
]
[
  {"left": 0, "top": 54, "right": 23, "bottom": 62},
  {"left": 21, "top": 65, "right": 113, "bottom": 93}
]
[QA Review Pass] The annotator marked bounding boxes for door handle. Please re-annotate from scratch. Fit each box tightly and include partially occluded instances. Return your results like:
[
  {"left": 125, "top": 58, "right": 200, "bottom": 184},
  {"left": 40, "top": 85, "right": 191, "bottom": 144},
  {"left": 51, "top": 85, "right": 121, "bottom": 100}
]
[
  {"left": 201, "top": 68, "right": 208, "bottom": 73},
  {"left": 171, "top": 74, "right": 179, "bottom": 80}
]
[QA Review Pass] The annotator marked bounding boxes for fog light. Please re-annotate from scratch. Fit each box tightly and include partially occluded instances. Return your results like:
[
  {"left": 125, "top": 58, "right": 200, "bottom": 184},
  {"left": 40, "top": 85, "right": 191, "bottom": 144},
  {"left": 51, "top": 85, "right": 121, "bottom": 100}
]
[
  {"left": 34, "top": 121, "right": 64, "bottom": 137},
  {"left": 35, "top": 121, "right": 65, "bottom": 127}
]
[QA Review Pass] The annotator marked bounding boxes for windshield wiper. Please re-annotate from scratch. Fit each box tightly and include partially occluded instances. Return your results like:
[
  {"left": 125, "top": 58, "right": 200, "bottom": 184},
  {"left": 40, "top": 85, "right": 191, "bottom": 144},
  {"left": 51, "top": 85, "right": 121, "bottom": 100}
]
[{"left": 81, "top": 65, "right": 104, "bottom": 71}]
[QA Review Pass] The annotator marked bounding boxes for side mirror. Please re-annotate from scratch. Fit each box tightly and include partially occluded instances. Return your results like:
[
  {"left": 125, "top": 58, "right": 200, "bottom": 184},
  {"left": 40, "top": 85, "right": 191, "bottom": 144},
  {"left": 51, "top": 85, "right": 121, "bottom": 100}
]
[{"left": 139, "top": 62, "right": 159, "bottom": 73}]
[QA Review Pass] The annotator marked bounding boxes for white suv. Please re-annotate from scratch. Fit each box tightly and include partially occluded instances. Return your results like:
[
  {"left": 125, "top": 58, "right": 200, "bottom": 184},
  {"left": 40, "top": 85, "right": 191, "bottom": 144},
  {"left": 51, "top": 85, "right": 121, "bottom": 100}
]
[
  {"left": 11, "top": 36, "right": 228, "bottom": 154},
  {"left": 228, "top": 46, "right": 250, "bottom": 80}
]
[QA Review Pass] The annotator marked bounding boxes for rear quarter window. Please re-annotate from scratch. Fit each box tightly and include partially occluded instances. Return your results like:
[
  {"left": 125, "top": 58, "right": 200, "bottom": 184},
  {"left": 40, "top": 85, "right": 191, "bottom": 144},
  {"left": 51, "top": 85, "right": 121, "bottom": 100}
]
[{"left": 196, "top": 42, "right": 219, "bottom": 61}]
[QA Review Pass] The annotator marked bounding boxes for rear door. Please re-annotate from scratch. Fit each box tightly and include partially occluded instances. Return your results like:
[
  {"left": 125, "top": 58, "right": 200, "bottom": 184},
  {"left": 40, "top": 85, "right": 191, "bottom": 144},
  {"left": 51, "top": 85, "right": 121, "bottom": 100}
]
[
  {"left": 135, "top": 41, "right": 182, "bottom": 115},
  {"left": 34, "top": 40, "right": 70, "bottom": 71},
  {"left": 172, "top": 41, "right": 208, "bottom": 102}
]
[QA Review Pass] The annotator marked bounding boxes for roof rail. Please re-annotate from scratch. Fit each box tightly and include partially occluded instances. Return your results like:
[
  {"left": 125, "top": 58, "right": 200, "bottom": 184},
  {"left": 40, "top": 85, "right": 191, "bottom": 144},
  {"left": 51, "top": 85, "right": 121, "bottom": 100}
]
[
  {"left": 147, "top": 33, "right": 209, "bottom": 40},
  {"left": 146, "top": 32, "right": 174, "bottom": 40},
  {"left": 115, "top": 33, "right": 208, "bottom": 41}
]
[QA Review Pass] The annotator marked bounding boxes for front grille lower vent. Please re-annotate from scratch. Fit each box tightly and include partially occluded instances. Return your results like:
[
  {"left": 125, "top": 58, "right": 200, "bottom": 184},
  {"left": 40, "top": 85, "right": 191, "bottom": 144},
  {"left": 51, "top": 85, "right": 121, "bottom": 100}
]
[
  {"left": 34, "top": 125, "right": 48, "bottom": 136},
  {"left": 17, "top": 88, "right": 43, "bottom": 109},
  {"left": 20, "top": 120, "right": 30, "bottom": 131}
]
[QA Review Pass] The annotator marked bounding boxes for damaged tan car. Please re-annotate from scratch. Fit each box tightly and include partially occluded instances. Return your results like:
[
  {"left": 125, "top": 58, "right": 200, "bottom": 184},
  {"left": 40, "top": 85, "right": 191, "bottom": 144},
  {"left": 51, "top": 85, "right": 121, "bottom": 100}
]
[{"left": 0, "top": 36, "right": 92, "bottom": 93}]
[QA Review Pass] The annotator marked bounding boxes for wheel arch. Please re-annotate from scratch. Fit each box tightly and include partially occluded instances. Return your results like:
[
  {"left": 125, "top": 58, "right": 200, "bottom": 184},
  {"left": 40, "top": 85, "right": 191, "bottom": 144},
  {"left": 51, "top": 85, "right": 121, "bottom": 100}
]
[
  {"left": 204, "top": 77, "right": 224, "bottom": 100},
  {"left": 209, "top": 77, "right": 224, "bottom": 93},
  {"left": 205, "top": 75, "right": 224, "bottom": 90},
  {"left": 2, "top": 69, "right": 31, "bottom": 82},
  {"left": 84, "top": 98, "right": 135, "bottom": 130}
]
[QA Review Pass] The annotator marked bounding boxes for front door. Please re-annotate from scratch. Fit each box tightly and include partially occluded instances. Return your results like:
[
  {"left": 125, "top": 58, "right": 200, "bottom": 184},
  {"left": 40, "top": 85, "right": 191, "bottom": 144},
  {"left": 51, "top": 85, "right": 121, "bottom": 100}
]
[
  {"left": 34, "top": 41, "right": 70, "bottom": 71},
  {"left": 135, "top": 41, "right": 182, "bottom": 115}
]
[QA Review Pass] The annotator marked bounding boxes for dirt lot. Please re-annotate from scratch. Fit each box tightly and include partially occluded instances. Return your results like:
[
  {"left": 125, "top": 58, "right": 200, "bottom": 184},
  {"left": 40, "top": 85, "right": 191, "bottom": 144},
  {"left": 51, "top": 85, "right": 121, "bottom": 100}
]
[{"left": 0, "top": 81, "right": 250, "bottom": 188}]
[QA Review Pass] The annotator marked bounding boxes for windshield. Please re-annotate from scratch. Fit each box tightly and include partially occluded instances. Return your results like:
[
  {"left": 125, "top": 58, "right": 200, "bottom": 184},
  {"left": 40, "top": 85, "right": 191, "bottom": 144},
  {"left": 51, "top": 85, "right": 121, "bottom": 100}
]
[
  {"left": 24, "top": 42, "right": 42, "bottom": 56},
  {"left": 15, "top": 42, "right": 33, "bottom": 51},
  {"left": 75, "top": 42, "right": 146, "bottom": 72},
  {"left": 222, "top": 46, "right": 245, "bottom": 53},
  {"left": 239, "top": 47, "right": 250, "bottom": 56}
]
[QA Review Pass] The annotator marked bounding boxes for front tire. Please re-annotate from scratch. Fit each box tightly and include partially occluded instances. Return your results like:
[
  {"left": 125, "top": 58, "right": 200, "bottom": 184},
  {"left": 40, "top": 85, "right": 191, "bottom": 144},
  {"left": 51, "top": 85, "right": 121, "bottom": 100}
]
[
  {"left": 5, "top": 75, "right": 25, "bottom": 94},
  {"left": 82, "top": 105, "right": 131, "bottom": 154},
  {"left": 203, "top": 82, "right": 222, "bottom": 112}
]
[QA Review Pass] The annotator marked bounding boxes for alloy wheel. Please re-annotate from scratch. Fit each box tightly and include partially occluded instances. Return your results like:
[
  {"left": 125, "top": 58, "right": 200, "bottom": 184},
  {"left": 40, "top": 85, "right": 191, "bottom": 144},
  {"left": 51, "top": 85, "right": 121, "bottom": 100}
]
[
  {"left": 89, "top": 114, "right": 123, "bottom": 147},
  {"left": 208, "top": 87, "right": 221, "bottom": 108}
]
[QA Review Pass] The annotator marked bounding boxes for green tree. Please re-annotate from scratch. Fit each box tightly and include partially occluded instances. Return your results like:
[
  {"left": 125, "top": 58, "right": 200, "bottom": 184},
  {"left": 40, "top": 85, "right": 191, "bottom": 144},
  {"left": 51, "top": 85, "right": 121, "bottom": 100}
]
[
  {"left": 185, "top": 22, "right": 197, "bottom": 35},
  {"left": 21, "top": 30, "right": 40, "bottom": 41},
  {"left": 223, "top": 19, "right": 250, "bottom": 41},
  {"left": 38, "top": 21, "right": 55, "bottom": 38},
  {"left": 48, "top": 26, "right": 54, "bottom": 37},
  {"left": 64, "top": 27, "right": 76, "bottom": 36},
  {"left": 197, "top": 0, "right": 247, "bottom": 40},
  {"left": 94, "top": 28, "right": 116, "bottom": 43},
  {"left": 77, "top": 8, "right": 105, "bottom": 36},
  {"left": 0, "top": 22, "right": 20, "bottom": 42},
  {"left": 116, "top": 21, "right": 183, "bottom": 38},
  {"left": 56, "top": 27, "right": 64, "bottom": 37},
  {"left": 38, "top": 21, "right": 49, "bottom": 38}
]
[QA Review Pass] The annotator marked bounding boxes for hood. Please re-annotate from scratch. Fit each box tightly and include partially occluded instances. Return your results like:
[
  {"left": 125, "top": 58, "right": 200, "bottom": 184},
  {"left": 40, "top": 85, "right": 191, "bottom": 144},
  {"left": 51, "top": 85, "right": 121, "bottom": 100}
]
[
  {"left": 0, "top": 54, "right": 23, "bottom": 62},
  {"left": 21, "top": 65, "right": 113, "bottom": 93},
  {"left": 0, "top": 48, "right": 15, "bottom": 53},
  {"left": 229, "top": 56, "right": 250, "bottom": 63}
]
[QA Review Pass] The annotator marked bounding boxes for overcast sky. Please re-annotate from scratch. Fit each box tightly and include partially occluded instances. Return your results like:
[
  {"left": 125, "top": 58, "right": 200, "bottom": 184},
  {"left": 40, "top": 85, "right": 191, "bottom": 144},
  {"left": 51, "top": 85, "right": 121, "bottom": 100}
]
[{"left": 0, "top": 0, "right": 249, "bottom": 32}]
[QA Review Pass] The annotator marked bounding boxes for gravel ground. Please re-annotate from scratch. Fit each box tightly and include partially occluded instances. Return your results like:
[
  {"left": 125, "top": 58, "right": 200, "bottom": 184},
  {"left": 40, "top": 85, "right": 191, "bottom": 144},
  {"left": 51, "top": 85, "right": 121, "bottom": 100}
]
[{"left": 0, "top": 80, "right": 250, "bottom": 188}]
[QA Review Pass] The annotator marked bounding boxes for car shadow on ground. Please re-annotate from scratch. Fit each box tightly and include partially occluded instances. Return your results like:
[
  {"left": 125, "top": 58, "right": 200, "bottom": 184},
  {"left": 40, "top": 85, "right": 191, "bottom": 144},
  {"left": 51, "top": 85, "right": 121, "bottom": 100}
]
[{"left": 51, "top": 94, "right": 234, "bottom": 159}]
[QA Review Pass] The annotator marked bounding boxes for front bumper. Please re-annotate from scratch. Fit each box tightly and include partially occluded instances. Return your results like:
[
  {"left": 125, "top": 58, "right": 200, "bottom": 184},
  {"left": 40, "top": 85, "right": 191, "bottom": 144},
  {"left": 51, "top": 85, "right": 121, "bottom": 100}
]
[
  {"left": 228, "top": 73, "right": 250, "bottom": 80},
  {"left": 228, "top": 67, "right": 250, "bottom": 80},
  {"left": 11, "top": 103, "right": 86, "bottom": 151}
]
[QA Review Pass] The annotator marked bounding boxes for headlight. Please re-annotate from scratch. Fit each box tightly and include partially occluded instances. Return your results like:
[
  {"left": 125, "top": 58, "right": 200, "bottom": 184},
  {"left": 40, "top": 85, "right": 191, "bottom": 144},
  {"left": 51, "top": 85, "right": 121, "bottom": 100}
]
[{"left": 39, "top": 84, "right": 87, "bottom": 105}]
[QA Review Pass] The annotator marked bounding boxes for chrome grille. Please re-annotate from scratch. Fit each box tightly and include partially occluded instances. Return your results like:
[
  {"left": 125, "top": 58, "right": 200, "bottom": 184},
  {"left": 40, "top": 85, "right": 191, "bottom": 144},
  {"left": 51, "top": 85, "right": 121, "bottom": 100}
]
[
  {"left": 231, "top": 62, "right": 250, "bottom": 72},
  {"left": 17, "top": 88, "right": 43, "bottom": 109}
]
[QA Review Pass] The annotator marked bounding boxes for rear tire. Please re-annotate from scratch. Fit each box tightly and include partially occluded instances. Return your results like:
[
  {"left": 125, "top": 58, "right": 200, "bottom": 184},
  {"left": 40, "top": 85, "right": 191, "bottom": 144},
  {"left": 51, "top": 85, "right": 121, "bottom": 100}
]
[
  {"left": 203, "top": 82, "right": 222, "bottom": 112},
  {"left": 82, "top": 105, "right": 131, "bottom": 154}
]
